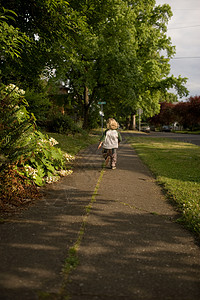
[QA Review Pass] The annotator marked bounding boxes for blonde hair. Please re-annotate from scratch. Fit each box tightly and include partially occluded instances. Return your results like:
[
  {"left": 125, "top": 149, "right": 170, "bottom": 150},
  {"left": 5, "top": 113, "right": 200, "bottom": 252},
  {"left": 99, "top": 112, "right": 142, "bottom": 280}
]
[{"left": 106, "top": 118, "right": 119, "bottom": 130}]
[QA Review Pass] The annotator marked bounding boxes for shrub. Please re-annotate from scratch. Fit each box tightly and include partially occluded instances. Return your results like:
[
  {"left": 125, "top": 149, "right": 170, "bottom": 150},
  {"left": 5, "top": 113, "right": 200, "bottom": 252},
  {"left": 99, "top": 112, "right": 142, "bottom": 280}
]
[
  {"left": 25, "top": 88, "right": 51, "bottom": 126},
  {"left": 0, "top": 83, "right": 36, "bottom": 164},
  {"left": 46, "top": 112, "right": 85, "bottom": 135},
  {"left": 0, "top": 165, "right": 40, "bottom": 211},
  {"left": 0, "top": 84, "right": 75, "bottom": 211},
  {"left": 22, "top": 131, "right": 74, "bottom": 186}
]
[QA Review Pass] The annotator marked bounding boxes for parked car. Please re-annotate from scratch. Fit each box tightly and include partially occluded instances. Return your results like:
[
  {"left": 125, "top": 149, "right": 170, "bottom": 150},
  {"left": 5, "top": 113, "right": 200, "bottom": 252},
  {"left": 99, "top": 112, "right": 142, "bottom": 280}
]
[
  {"left": 141, "top": 123, "right": 150, "bottom": 133},
  {"left": 162, "top": 125, "right": 172, "bottom": 132},
  {"left": 150, "top": 125, "right": 156, "bottom": 131}
]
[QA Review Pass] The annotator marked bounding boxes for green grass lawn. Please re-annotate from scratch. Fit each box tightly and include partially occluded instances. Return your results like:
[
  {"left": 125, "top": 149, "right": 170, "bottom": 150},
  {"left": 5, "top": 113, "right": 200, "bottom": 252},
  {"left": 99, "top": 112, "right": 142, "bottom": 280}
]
[
  {"left": 44, "top": 131, "right": 100, "bottom": 155},
  {"left": 175, "top": 130, "right": 200, "bottom": 135},
  {"left": 128, "top": 136, "right": 200, "bottom": 236}
]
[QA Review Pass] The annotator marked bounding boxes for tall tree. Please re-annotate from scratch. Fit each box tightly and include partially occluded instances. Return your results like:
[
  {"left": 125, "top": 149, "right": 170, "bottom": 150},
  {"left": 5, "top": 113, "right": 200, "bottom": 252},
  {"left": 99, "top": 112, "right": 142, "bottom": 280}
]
[
  {"left": 1, "top": 0, "right": 189, "bottom": 127},
  {"left": 58, "top": 0, "right": 139, "bottom": 127},
  {"left": 149, "top": 102, "right": 176, "bottom": 127},
  {"left": 0, "top": 0, "right": 84, "bottom": 88},
  {"left": 55, "top": 0, "right": 188, "bottom": 127},
  {"left": 0, "top": 7, "right": 28, "bottom": 76},
  {"left": 174, "top": 96, "right": 200, "bottom": 130}
]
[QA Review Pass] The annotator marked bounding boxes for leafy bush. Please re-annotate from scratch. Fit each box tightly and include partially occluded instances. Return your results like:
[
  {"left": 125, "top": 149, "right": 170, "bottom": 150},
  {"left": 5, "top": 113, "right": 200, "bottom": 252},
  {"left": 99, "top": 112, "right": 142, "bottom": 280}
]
[
  {"left": 0, "top": 84, "right": 74, "bottom": 210},
  {"left": 87, "top": 106, "right": 101, "bottom": 129},
  {"left": 0, "top": 165, "right": 40, "bottom": 211},
  {"left": 0, "top": 8, "right": 28, "bottom": 60},
  {"left": 25, "top": 88, "right": 51, "bottom": 126},
  {"left": 22, "top": 131, "right": 74, "bottom": 186},
  {"left": 0, "top": 83, "right": 36, "bottom": 164},
  {"left": 46, "top": 112, "right": 85, "bottom": 135}
]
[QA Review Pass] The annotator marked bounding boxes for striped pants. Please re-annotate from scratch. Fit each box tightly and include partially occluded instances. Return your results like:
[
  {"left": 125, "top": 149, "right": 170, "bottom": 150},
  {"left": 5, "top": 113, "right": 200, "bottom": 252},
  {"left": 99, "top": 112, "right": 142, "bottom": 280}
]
[{"left": 102, "top": 148, "right": 117, "bottom": 168}]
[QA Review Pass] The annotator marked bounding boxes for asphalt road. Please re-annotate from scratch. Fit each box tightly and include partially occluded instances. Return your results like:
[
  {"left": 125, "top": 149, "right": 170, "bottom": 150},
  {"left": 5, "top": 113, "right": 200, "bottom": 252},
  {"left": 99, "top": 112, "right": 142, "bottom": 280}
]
[{"left": 148, "top": 131, "right": 200, "bottom": 146}]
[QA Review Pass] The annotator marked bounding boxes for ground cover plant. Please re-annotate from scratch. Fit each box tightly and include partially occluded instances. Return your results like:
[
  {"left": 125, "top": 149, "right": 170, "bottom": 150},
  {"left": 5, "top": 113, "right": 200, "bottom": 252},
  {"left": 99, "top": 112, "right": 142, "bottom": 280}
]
[{"left": 129, "top": 137, "right": 200, "bottom": 236}]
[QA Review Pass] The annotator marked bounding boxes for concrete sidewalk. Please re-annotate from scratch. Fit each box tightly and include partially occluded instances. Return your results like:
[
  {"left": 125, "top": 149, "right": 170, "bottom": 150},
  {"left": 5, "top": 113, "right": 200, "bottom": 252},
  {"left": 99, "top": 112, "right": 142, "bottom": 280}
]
[
  {"left": 66, "top": 141, "right": 200, "bottom": 300},
  {"left": 0, "top": 136, "right": 200, "bottom": 299}
]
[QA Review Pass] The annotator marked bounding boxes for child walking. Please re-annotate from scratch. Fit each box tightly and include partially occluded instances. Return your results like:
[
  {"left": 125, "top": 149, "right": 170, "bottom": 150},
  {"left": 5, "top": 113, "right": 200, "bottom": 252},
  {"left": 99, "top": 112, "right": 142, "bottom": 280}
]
[{"left": 98, "top": 118, "right": 122, "bottom": 169}]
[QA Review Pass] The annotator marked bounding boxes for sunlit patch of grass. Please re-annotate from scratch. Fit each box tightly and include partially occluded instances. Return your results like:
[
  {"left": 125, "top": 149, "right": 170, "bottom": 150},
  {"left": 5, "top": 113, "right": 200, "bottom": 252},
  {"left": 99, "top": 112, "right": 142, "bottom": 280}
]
[
  {"left": 45, "top": 132, "right": 99, "bottom": 155},
  {"left": 129, "top": 137, "right": 200, "bottom": 236},
  {"left": 176, "top": 130, "right": 200, "bottom": 135}
]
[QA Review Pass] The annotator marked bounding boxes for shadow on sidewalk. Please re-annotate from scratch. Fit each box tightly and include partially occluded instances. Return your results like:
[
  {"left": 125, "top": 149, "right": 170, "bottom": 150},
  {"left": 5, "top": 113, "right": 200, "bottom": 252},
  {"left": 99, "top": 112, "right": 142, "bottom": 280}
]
[
  {"left": 1, "top": 141, "right": 200, "bottom": 300},
  {"left": 67, "top": 199, "right": 200, "bottom": 300}
]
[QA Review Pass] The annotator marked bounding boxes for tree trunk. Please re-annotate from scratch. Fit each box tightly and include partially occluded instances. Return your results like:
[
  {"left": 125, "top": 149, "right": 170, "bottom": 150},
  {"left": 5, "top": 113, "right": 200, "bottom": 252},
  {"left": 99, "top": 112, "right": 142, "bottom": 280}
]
[
  {"left": 125, "top": 117, "right": 130, "bottom": 130},
  {"left": 129, "top": 113, "right": 136, "bottom": 130},
  {"left": 82, "top": 86, "right": 90, "bottom": 129}
]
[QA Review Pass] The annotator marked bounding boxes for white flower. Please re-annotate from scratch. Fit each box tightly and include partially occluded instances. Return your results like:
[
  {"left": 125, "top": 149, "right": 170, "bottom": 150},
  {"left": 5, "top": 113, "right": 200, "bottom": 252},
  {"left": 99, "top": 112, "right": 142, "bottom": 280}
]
[
  {"left": 5, "top": 84, "right": 25, "bottom": 95},
  {"left": 58, "top": 169, "right": 73, "bottom": 177},
  {"left": 41, "top": 139, "right": 48, "bottom": 143},
  {"left": 49, "top": 137, "right": 59, "bottom": 146},
  {"left": 37, "top": 139, "right": 48, "bottom": 147},
  {"left": 19, "top": 89, "right": 25, "bottom": 95},
  {"left": 46, "top": 176, "right": 60, "bottom": 184},
  {"left": 25, "top": 165, "right": 38, "bottom": 178},
  {"left": 6, "top": 83, "right": 16, "bottom": 90},
  {"left": 63, "top": 153, "right": 75, "bottom": 162}
]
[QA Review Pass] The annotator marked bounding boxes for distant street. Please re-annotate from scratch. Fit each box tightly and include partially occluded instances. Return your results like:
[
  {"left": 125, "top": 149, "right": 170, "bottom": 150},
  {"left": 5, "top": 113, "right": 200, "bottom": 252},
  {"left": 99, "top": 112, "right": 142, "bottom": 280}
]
[
  {"left": 149, "top": 131, "right": 200, "bottom": 146},
  {"left": 123, "top": 131, "right": 200, "bottom": 147},
  {"left": 148, "top": 131, "right": 200, "bottom": 146}
]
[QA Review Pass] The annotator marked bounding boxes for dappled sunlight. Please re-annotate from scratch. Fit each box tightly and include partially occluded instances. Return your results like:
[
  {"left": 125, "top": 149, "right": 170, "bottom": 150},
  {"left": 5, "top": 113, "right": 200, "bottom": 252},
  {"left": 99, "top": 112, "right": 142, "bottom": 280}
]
[
  {"left": 129, "top": 137, "right": 199, "bottom": 150},
  {"left": 127, "top": 137, "right": 200, "bottom": 183},
  {"left": 124, "top": 133, "right": 200, "bottom": 237},
  {"left": 9, "top": 243, "right": 58, "bottom": 250},
  {"left": 0, "top": 267, "right": 55, "bottom": 289},
  {"left": 66, "top": 206, "right": 200, "bottom": 299}
]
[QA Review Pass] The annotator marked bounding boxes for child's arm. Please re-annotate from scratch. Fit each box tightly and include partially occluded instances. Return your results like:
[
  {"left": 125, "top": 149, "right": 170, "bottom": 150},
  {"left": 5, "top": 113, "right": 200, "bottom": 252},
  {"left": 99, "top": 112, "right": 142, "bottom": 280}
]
[
  {"left": 118, "top": 131, "right": 122, "bottom": 143},
  {"left": 98, "top": 129, "right": 107, "bottom": 149},
  {"left": 98, "top": 141, "right": 103, "bottom": 149}
]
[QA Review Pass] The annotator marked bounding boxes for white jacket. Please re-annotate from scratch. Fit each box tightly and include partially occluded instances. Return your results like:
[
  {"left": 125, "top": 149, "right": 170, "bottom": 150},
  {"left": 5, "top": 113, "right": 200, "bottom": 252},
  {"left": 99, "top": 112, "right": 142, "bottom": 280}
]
[{"left": 102, "top": 129, "right": 119, "bottom": 149}]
